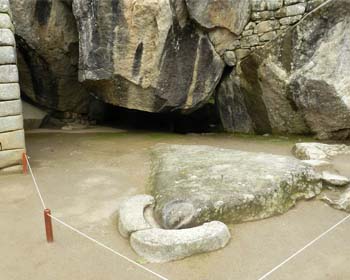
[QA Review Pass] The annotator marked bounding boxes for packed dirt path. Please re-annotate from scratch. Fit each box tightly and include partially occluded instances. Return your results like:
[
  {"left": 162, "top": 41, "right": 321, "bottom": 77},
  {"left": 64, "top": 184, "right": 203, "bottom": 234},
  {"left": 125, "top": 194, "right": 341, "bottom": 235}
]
[{"left": 1, "top": 129, "right": 350, "bottom": 280}]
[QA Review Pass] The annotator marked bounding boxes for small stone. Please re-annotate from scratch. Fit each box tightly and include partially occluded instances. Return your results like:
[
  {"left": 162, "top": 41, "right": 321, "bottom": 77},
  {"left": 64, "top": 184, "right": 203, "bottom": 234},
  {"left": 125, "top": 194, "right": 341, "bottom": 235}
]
[
  {"left": 275, "top": 3, "right": 306, "bottom": 18},
  {"left": 242, "top": 29, "right": 254, "bottom": 36},
  {"left": 279, "top": 15, "right": 303, "bottom": 25},
  {"left": 241, "top": 35, "right": 259, "bottom": 48},
  {"left": 266, "top": 0, "right": 283, "bottom": 11},
  {"left": 0, "top": 83, "right": 20, "bottom": 100},
  {"left": 0, "top": 46, "right": 16, "bottom": 64},
  {"left": 0, "top": 65, "right": 18, "bottom": 83},
  {"left": 284, "top": 0, "right": 306, "bottom": 5},
  {"left": 118, "top": 195, "right": 155, "bottom": 238},
  {"left": 322, "top": 172, "right": 350, "bottom": 186},
  {"left": 0, "top": 29, "right": 15, "bottom": 46},
  {"left": 0, "top": 14, "right": 13, "bottom": 31},
  {"left": 0, "top": 115, "right": 23, "bottom": 133},
  {"left": 292, "top": 143, "right": 350, "bottom": 160},
  {"left": 0, "top": 100, "right": 21, "bottom": 117},
  {"left": 255, "top": 20, "right": 280, "bottom": 33},
  {"left": 251, "top": 0, "right": 267, "bottom": 12},
  {"left": 244, "top": 22, "right": 256, "bottom": 30},
  {"left": 130, "top": 221, "right": 231, "bottom": 263},
  {"left": 223, "top": 50, "right": 237, "bottom": 66},
  {"left": 260, "top": 31, "right": 278, "bottom": 42},
  {"left": 235, "top": 49, "right": 251, "bottom": 61},
  {"left": 251, "top": 11, "right": 275, "bottom": 21}
]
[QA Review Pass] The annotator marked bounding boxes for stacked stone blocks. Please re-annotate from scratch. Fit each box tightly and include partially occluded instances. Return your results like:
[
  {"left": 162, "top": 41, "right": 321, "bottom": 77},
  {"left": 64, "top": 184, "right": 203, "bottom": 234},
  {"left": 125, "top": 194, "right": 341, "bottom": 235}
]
[
  {"left": 226, "top": 0, "right": 327, "bottom": 62},
  {"left": 0, "top": 0, "right": 25, "bottom": 174}
]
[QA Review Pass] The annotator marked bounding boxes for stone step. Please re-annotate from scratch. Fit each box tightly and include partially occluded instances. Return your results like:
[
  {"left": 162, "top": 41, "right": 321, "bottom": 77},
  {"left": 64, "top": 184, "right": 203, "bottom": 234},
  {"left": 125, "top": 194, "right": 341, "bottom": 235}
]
[
  {"left": 0, "top": 45, "right": 16, "bottom": 64},
  {"left": 0, "top": 29, "right": 15, "bottom": 46},
  {"left": 0, "top": 115, "right": 23, "bottom": 133},
  {"left": 0, "top": 65, "right": 18, "bottom": 83},
  {"left": 0, "top": 148, "right": 24, "bottom": 169},
  {"left": 0, "top": 83, "right": 20, "bottom": 100},
  {"left": 0, "top": 99, "right": 21, "bottom": 117},
  {"left": 0, "top": 129, "right": 25, "bottom": 150}
]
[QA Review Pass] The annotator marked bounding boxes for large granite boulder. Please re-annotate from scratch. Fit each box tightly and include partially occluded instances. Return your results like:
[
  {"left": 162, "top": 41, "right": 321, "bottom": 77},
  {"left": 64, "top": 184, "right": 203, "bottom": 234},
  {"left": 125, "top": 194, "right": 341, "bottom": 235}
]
[
  {"left": 72, "top": 0, "right": 225, "bottom": 113},
  {"left": 150, "top": 144, "right": 322, "bottom": 229},
  {"left": 217, "top": 0, "right": 350, "bottom": 139},
  {"left": 10, "top": 0, "right": 89, "bottom": 114}
]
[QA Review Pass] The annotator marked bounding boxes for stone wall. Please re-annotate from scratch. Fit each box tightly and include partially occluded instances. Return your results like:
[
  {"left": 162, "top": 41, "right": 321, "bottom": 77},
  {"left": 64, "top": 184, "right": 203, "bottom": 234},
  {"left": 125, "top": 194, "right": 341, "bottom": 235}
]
[
  {"left": 0, "top": 0, "right": 25, "bottom": 174},
  {"left": 223, "top": 0, "right": 327, "bottom": 65}
]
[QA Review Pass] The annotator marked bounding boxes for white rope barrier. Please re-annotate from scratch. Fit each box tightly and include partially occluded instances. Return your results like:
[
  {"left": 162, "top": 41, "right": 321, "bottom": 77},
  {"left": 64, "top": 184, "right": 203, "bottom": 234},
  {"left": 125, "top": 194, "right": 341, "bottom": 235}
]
[
  {"left": 257, "top": 213, "right": 350, "bottom": 280},
  {"left": 25, "top": 154, "right": 169, "bottom": 280}
]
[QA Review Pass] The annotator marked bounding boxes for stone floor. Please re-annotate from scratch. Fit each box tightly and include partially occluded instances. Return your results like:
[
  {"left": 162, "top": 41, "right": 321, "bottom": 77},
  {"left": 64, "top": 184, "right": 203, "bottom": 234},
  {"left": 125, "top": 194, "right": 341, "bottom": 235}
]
[{"left": 0, "top": 129, "right": 349, "bottom": 280}]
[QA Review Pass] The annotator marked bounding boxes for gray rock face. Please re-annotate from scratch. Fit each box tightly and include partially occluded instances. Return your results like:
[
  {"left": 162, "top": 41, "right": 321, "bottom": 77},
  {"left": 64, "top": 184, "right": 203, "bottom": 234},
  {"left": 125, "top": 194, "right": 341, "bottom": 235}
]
[
  {"left": 323, "top": 187, "right": 350, "bottom": 212},
  {"left": 321, "top": 172, "right": 350, "bottom": 187},
  {"left": 130, "top": 221, "right": 231, "bottom": 263},
  {"left": 185, "top": 0, "right": 250, "bottom": 35},
  {"left": 150, "top": 144, "right": 322, "bottom": 228},
  {"left": 218, "top": 0, "right": 350, "bottom": 139},
  {"left": 72, "top": 0, "right": 224, "bottom": 113},
  {"left": 10, "top": 0, "right": 89, "bottom": 114},
  {"left": 118, "top": 195, "right": 155, "bottom": 238},
  {"left": 293, "top": 143, "right": 350, "bottom": 160}
]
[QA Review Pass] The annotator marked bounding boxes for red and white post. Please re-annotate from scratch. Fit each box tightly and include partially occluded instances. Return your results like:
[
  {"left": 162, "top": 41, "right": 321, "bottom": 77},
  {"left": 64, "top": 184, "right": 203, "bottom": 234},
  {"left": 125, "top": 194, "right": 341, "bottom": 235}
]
[{"left": 22, "top": 152, "right": 27, "bottom": 175}]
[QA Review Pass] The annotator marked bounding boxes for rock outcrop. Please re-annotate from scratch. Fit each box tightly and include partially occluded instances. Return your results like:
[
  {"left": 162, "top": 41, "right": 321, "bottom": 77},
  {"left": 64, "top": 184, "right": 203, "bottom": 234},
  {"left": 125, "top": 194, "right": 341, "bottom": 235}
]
[
  {"left": 217, "top": 0, "right": 350, "bottom": 139},
  {"left": 10, "top": 0, "right": 89, "bottom": 114},
  {"left": 150, "top": 144, "right": 322, "bottom": 228},
  {"left": 0, "top": 0, "right": 25, "bottom": 174},
  {"left": 72, "top": 0, "right": 225, "bottom": 113}
]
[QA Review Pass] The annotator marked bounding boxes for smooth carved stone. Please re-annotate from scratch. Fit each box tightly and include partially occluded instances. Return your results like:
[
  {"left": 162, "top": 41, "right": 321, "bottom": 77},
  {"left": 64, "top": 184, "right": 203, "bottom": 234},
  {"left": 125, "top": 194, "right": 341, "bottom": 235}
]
[
  {"left": 0, "top": 129, "right": 25, "bottom": 150},
  {"left": 185, "top": 0, "right": 250, "bottom": 35},
  {"left": 0, "top": 0, "right": 10, "bottom": 13},
  {"left": 151, "top": 145, "right": 322, "bottom": 228},
  {"left": 0, "top": 29, "right": 15, "bottom": 46},
  {"left": 0, "top": 148, "right": 24, "bottom": 169},
  {"left": 130, "top": 221, "right": 231, "bottom": 263},
  {"left": 0, "top": 164, "right": 22, "bottom": 174},
  {"left": 0, "top": 100, "right": 21, "bottom": 117},
  {"left": 293, "top": 143, "right": 350, "bottom": 160},
  {"left": 321, "top": 172, "right": 350, "bottom": 186},
  {"left": 0, "top": 65, "right": 18, "bottom": 83},
  {"left": 0, "top": 83, "right": 20, "bottom": 101},
  {"left": 0, "top": 115, "right": 23, "bottom": 133},
  {"left": 118, "top": 195, "right": 155, "bottom": 238},
  {"left": 0, "top": 13, "right": 13, "bottom": 31},
  {"left": 0, "top": 46, "right": 16, "bottom": 64}
]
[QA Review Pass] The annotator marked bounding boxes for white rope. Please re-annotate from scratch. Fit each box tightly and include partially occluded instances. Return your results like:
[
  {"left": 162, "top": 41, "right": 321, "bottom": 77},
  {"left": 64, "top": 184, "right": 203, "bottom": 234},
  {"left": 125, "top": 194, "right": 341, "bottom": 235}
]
[
  {"left": 257, "top": 213, "right": 350, "bottom": 280},
  {"left": 48, "top": 214, "right": 169, "bottom": 280},
  {"left": 25, "top": 154, "right": 169, "bottom": 280},
  {"left": 25, "top": 154, "right": 46, "bottom": 210}
]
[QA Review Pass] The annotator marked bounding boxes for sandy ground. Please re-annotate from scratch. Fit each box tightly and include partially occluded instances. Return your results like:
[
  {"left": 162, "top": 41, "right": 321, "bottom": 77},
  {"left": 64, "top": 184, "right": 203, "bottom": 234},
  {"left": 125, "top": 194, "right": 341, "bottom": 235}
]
[{"left": 1, "top": 130, "right": 350, "bottom": 280}]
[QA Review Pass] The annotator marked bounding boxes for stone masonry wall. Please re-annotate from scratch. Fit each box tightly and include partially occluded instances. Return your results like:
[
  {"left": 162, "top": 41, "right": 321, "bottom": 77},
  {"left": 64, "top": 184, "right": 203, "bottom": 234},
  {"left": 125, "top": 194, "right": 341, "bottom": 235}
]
[
  {"left": 223, "top": 0, "right": 327, "bottom": 65},
  {"left": 0, "top": 0, "right": 25, "bottom": 174}
]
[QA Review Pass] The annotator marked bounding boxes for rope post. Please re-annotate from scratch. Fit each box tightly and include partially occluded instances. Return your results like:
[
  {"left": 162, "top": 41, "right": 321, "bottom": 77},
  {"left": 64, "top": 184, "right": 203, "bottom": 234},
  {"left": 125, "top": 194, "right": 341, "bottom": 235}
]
[
  {"left": 44, "top": 209, "right": 54, "bottom": 243},
  {"left": 22, "top": 152, "right": 27, "bottom": 175}
]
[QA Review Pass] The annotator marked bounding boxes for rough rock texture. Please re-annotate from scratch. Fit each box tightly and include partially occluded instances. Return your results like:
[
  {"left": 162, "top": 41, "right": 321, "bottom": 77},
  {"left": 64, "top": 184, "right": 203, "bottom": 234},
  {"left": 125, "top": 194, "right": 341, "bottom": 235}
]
[
  {"left": 321, "top": 172, "right": 350, "bottom": 187},
  {"left": 118, "top": 195, "right": 155, "bottom": 238},
  {"left": 217, "top": 0, "right": 350, "bottom": 139},
  {"left": 150, "top": 144, "right": 322, "bottom": 228},
  {"left": 10, "top": 0, "right": 89, "bottom": 114},
  {"left": 323, "top": 187, "right": 350, "bottom": 212},
  {"left": 130, "top": 221, "right": 231, "bottom": 263},
  {"left": 72, "top": 0, "right": 224, "bottom": 113},
  {"left": 185, "top": 0, "right": 250, "bottom": 35},
  {"left": 293, "top": 143, "right": 350, "bottom": 160}
]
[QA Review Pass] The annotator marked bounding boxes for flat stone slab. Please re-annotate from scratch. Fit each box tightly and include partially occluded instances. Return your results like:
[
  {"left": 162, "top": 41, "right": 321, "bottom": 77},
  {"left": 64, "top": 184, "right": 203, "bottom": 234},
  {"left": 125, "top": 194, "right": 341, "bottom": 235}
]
[
  {"left": 0, "top": 46, "right": 16, "bottom": 64},
  {"left": 321, "top": 172, "right": 350, "bottom": 186},
  {"left": 150, "top": 144, "right": 322, "bottom": 228},
  {"left": 0, "top": 99, "right": 21, "bottom": 117},
  {"left": 118, "top": 195, "right": 155, "bottom": 238},
  {"left": 301, "top": 160, "right": 333, "bottom": 172},
  {"left": 0, "top": 14, "right": 13, "bottom": 31},
  {"left": 0, "top": 115, "right": 23, "bottom": 133},
  {"left": 130, "top": 221, "right": 231, "bottom": 263},
  {"left": 0, "top": 29, "right": 15, "bottom": 46},
  {"left": 293, "top": 143, "right": 350, "bottom": 160},
  {"left": 0, "top": 129, "right": 25, "bottom": 150},
  {"left": 0, "top": 83, "right": 20, "bottom": 100},
  {"left": 0, "top": 65, "right": 18, "bottom": 83},
  {"left": 0, "top": 149, "right": 24, "bottom": 169}
]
